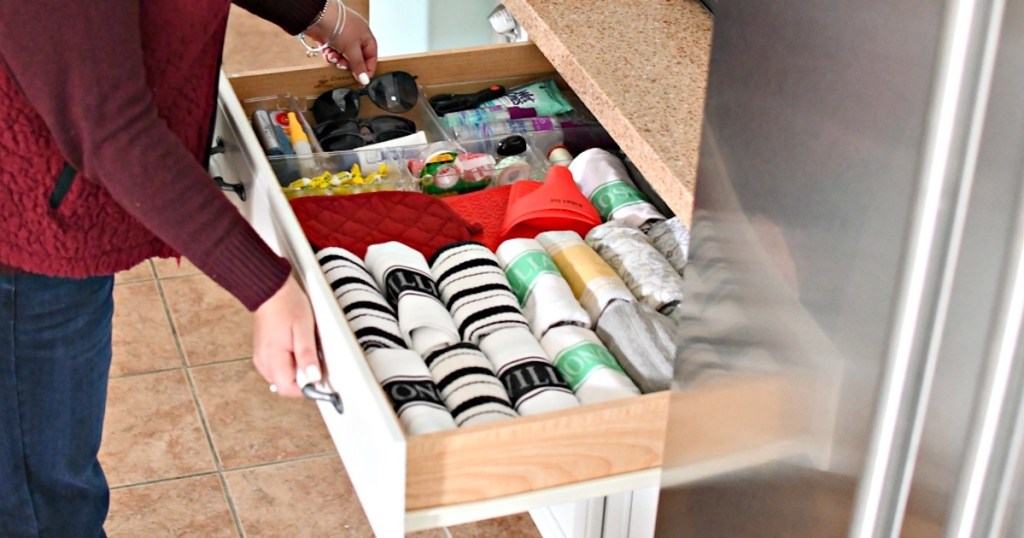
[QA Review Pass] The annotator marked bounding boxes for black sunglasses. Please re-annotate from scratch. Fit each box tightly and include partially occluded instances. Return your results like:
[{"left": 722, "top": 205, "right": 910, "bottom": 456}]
[
  {"left": 312, "top": 71, "right": 420, "bottom": 124},
  {"left": 314, "top": 115, "right": 417, "bottom": 152}
]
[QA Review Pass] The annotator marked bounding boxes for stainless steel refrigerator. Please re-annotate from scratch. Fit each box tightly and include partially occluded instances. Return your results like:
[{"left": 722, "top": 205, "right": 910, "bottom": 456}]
[{"left": 657, "top": 0, "right": 1024, "bottom": 535}]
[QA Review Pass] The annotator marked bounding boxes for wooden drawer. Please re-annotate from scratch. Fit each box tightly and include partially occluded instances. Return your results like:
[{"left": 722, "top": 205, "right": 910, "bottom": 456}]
[{"left": 213, "top": 42, "right": 808, "bottom": 537}]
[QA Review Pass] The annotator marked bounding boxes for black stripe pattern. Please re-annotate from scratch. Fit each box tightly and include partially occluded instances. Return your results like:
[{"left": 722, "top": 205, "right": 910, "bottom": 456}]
[
  {"left": 422, "top": 342, "right": 518, "bottom": 426},
  {"left": 478, "top": 327, "right": 580, "bottom": 415},
  {"left": 365, "top": 348, "right": 456, "bottom": 435},
  {"left": 365, "top": 242, "right": 461, "bottom": 356},
  {"left": 429, "top": 242, "right": 529, "bottom": 344},
  {"left": 317, "top": 247, "right": 407, "bottom": 352}
]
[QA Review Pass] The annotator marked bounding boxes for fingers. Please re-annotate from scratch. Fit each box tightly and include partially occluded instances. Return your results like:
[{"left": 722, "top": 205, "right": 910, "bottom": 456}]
[
  {"left": 342, "top": 41, "right": 371, "bottom": 86},
  {"left": 361, "top": 34, "right": 378, "bottom": 79},
  {"left": 292, "top": 315, "right": 321, "bottom": 386},
  {"left": 266, "top": 346, "right": 303, "bottom": 398}
]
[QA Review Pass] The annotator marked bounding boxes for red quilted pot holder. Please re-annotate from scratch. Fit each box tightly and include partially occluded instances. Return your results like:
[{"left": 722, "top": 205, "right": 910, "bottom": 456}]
[{"left": 290, "top": 192, "right": 483, "bottom": 259}]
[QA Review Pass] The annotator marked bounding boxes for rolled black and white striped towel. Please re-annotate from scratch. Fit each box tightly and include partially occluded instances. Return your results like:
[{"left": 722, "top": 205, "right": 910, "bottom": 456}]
[
  {"left": 428, "top": 241, "right": 530, "bottom": 344},
  {"left": 365, "top": 348, "right": 457, "bottom": 435},
  {"left": 540, "top": 325, "right": 640, "bottom": 404},
  {"left": 478, "top": 327, "right": 580, "bottom": 415},
  {"left": 423, "top": 342, "right": 518, "bottom": 427},
  {"left": 365, "top": 242, "right": 461, "bottom": 356},
  {"left": 317, "top": 248, "right": 408, "bottom": 352}
]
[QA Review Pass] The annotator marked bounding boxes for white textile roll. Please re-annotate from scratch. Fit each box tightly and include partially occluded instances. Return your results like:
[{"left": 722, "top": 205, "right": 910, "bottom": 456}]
[
  {"left": 540, "top": 325, "right": 640, "bottom": 404},
  {"left": 568, "top": 148, "right": 665, "bottom": 228},
  {"left": 365, "top": 348, "right": 456, "bottom": 435},
  {"left": 536, "top": 231, "right": 635, "bottom": 323},
  {"left": 429, "top": 241, "right": 529, "bottom": 344},
  {"left": 647, "top": 217, "right": 690, "bottom": 275},
  {"left": 423, "top": 342, "right": 518, "bottom": 427},
  {"left": 365, "top": 242, "right": 460, "bottom": 356},
  {"left": 497, "top": 238, "right": 592, "bottom": 339},
  {"left": 317, "top": 248, "right": 408, "bottom": 352},
  {"left": 477, "top": 327, "right": 580, "bottom": 415}
]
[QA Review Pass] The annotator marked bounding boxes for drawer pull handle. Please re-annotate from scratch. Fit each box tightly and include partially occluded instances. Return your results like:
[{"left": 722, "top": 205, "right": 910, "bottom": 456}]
[
  {"left": 209, "top": 136, "right": 227, "bottom": 156},
  {"left": 302, "top": 383, "right": 344, "bottom": 414},
  {"left": 213, "top": 176, "right": 247, "bottom": 201}
]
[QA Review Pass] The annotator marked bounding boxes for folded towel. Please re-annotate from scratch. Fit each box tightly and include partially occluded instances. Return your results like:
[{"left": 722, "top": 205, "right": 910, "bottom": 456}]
[
  {"left": 478, "top": 327, "right": 580, "bottom": 415},
  {"left": 540, "top": 325, "right": 640, "bottom": 404},
  {"left": 365, "top": 348, "right": 457, "bottom": 435},
  {"left": 429, "top": 241, "right": 530, "bottom": 344},
  {"left": 365, "top": 242, "right": 461, "bottom": 355},
  {"left": 595, "top": 301, "right": 676, "bottom": 393},
  {"left": 536, "top": 231, "right": 635, "bottom": 323},
  {"left": 647, "top": 217, "right": 690, "bottom": 276},
  {"left": 568, "top": 149, "right": 665, "bottom": 228},
  {"left": 423, "top": 342, "right": 518, "bottom": 427},
  {"left": 317, "top": 248, "right": 408, "bottom": 352},
  {"left": 586, "top": 222, "right": 686, "bottom": 315},
  {"left": 497, "top": 238, "right": 592, "bottom": 338}
]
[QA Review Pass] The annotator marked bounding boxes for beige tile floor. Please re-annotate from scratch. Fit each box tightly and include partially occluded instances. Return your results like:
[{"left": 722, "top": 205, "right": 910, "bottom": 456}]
[{"left": 101, "top": 9, "right": 540, "bottom": 537}]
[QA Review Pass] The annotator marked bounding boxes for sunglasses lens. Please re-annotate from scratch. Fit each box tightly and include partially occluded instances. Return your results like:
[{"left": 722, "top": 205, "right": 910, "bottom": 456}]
[
  {"left": 366, "top": 116, "right": 416, "bottom": 133},
  {"left": 367, "top": 72, "right": 419, "bottom": 113},
  {"left": 313, "top": 88, "right": 361, "bottom": 123}
]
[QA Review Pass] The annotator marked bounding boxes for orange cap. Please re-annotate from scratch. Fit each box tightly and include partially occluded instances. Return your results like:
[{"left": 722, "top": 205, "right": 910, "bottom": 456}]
[{"left": 286, "top": 112, "right": 309, "bottom": 144}]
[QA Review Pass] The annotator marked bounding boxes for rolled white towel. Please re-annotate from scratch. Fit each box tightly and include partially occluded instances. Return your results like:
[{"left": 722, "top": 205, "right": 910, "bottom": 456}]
[
  {"left": 540, "top": 325, "right": 640, "bottom": 404},
  {"left": 477, "top": 327, "right": 580, "bottom": 415},
  {"left": 317, "top": 248, "right": 408, "bottom": 352},
  {"left": 497, "top": 238, "right": 591, "bottom": 339},
  {"left": 536, "top": 230, "right": 635, "bottom": 323},
  {"left": 423, "top": 342, "right": 518, "bottom": 427},
  {"left": 429, "top": 241, "right": 530, "bottom": 344},
  {"left": 365, "top": 242, "right": 460, "bottom": 356},
  {"left": 568, "top": 148, "right": 665, "bottom": 228},
  {"left": 365, "top": 348, "right": 456, "bottom": 435}
]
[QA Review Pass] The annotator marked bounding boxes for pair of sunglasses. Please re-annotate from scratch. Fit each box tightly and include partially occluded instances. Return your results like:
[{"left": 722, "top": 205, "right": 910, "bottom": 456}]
[
  {"left": 312, "top": 71, "right": 420, "bottom": 124},
  {"left": 314, "top": 115, "right": 417, "bottom": 152}
]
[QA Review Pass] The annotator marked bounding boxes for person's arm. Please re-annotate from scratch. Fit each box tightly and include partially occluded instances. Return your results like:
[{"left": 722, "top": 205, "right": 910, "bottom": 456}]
[
  {"left": 0, "top": 0, "right": 317, "bottom": 397},
  {"left": 234, "top": 0, "right": 378, "bottom": 83},
  {"left": 0, "top": 0, "right": 286, "bottom": 310}
]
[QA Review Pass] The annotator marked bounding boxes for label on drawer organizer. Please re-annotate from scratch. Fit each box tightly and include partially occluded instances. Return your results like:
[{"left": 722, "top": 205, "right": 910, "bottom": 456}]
[
  {"left": 497, "top": 360, "right": 573, "bottom": 404},
  {"left": 589, "top": 180, "right": 649, "bottom": 220},
  {"left": 551, "top": 342, "right": 627, "bottom": 390},
  {"left": 504, "top": 250, "right": 563, "bottom": 305},
  {"left": 382, "top": 267, "right": 442, "bottom": 308},
  {"left": 381, "top": 378, "right": 447, "bottom": 414}
]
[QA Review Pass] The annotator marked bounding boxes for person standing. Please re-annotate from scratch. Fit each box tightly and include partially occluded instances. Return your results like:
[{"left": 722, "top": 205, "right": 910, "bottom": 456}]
[{"left": 0, "top": 1, "right": 377, "bottom": 536}]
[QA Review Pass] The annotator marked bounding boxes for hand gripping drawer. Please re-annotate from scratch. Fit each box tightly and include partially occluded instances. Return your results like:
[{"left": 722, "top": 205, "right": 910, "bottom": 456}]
[{"left": 214, "top": 43, "right": 811, "bottom": 537}]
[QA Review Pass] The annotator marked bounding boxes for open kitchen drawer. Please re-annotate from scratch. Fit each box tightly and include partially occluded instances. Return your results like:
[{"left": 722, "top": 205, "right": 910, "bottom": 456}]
[{"left": 211, "top": 42, "right": 811, "bottom": 537}]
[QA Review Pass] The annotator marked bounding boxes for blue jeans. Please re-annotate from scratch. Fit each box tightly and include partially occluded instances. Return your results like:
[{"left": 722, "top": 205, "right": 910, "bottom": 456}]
[{"left": 0, "top": 272, "right": 114, "bottom": 538}]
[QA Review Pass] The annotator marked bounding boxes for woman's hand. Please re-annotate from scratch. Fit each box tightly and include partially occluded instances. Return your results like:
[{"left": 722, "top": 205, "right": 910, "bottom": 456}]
[
  {"left": 307, "top": 1, "right": 378, "bottom": 85},
  {"left": 252, "top": 276, "right": 320, "bottom": 398}
]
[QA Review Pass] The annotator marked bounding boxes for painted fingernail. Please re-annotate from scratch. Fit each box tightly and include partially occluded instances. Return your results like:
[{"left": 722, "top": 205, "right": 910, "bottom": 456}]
[
  {"left": 337, "top": 64, "right": 348, "bottom": 70},
  {"left": 304, "top": 364, "right": 323, "bottom": 384},
  {"left": 358, "top": 72, "right": 370, "bottom": 85},
  {"left": 269, "top": 384, "right": 278, "bottom": 393}
]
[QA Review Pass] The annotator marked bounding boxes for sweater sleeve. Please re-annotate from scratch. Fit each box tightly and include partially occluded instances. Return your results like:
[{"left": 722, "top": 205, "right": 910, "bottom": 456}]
[
  {"left": 233, "top": 0, "right": 328, "bottom": 36},
  {"left": 0, "top": 0, "right": 291, "bottom": 311}
]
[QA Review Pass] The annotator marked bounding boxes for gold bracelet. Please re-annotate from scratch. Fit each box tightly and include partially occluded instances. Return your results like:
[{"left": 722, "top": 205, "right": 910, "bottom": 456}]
[{"left": 296, "top": 0, "right": 347, "bottom": 57}]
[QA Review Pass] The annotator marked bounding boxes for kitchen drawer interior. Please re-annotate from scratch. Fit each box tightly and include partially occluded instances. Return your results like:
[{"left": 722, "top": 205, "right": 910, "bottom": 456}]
[{"left": 220, "top": 42, "right": 814, "bottom": 529}]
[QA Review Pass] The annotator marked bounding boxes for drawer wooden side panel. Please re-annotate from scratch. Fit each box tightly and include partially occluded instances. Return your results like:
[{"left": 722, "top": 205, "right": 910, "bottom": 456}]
[{"left": 405, "top": 391, "right": 669, "bottom": 510}]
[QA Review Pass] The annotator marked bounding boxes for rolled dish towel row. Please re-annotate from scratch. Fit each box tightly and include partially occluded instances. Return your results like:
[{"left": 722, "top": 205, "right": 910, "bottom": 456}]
[
  {"left": 536, "top": 230, "right": 635, "bottom": 323},
  {"left": 540, "top": 325, "right": 640, "bottom": 404},
  {"left": 317, "top": 248, "right": 408, "bottom": 352},
  {"left": 365, "top": 242, "right": 460, "bottom": 356},
  {"left": 595, "top": 301, "right": 676, "bottom": 393},
  {"left": 585, "top": 221, "right": 686, "bottom": 315},
  {"left": 429, "top": 241, "right": 530, "bottom": 344},
  {"left": 568, "top": 148, "right": 665, "bottom": 229},
  {"left": 424, "top": 342, "right": 518, "bottom": 427},
  {"left": 365, "top": 348, "right": 457, "bottom": 435},
  {"left": 496, "top": 238, "right": 591, "bottom": 339},
  {"left": 478, "top": 327, "right": 580, "bottom": 415}
]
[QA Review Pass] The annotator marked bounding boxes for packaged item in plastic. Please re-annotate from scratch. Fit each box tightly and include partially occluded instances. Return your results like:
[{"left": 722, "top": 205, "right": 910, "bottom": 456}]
[{"left": 479, "top": 79, "right": 574, "bottom": 116}]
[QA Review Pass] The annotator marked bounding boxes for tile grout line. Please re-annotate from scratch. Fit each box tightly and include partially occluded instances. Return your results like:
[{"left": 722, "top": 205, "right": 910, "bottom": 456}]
[
  {"left": 219, "top": 450, "right": 338, "bottom": 474},
  {"left": 152, "top": 271, "right": 246, "bottom": 538},
  {"left": 108, "top": 470, "right": 221, "bottom": 491}
]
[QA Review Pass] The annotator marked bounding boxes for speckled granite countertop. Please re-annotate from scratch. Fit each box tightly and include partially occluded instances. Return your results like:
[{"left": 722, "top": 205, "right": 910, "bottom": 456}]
[{"left": 502, "top": 0, "right": 712, "bottom": 224}]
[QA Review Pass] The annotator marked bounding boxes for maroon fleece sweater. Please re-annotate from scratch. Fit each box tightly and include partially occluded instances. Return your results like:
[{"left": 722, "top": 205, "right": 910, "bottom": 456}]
[{"left": 0, "top": 0, "right": 323, "bottom": 310}]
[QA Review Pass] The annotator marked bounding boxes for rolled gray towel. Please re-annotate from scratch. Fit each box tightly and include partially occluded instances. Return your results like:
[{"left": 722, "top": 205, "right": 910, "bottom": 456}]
[
  {"left": 595, "top": 301, "right": 677, "bottom": 393},
  {"left": 586, "top": 221, "right": 686, "bottom": 315}
]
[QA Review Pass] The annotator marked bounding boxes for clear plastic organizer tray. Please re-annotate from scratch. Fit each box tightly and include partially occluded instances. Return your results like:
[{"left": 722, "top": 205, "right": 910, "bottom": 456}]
[{"left": 242, "top": 77, "right": 616, "bottom": 198}]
